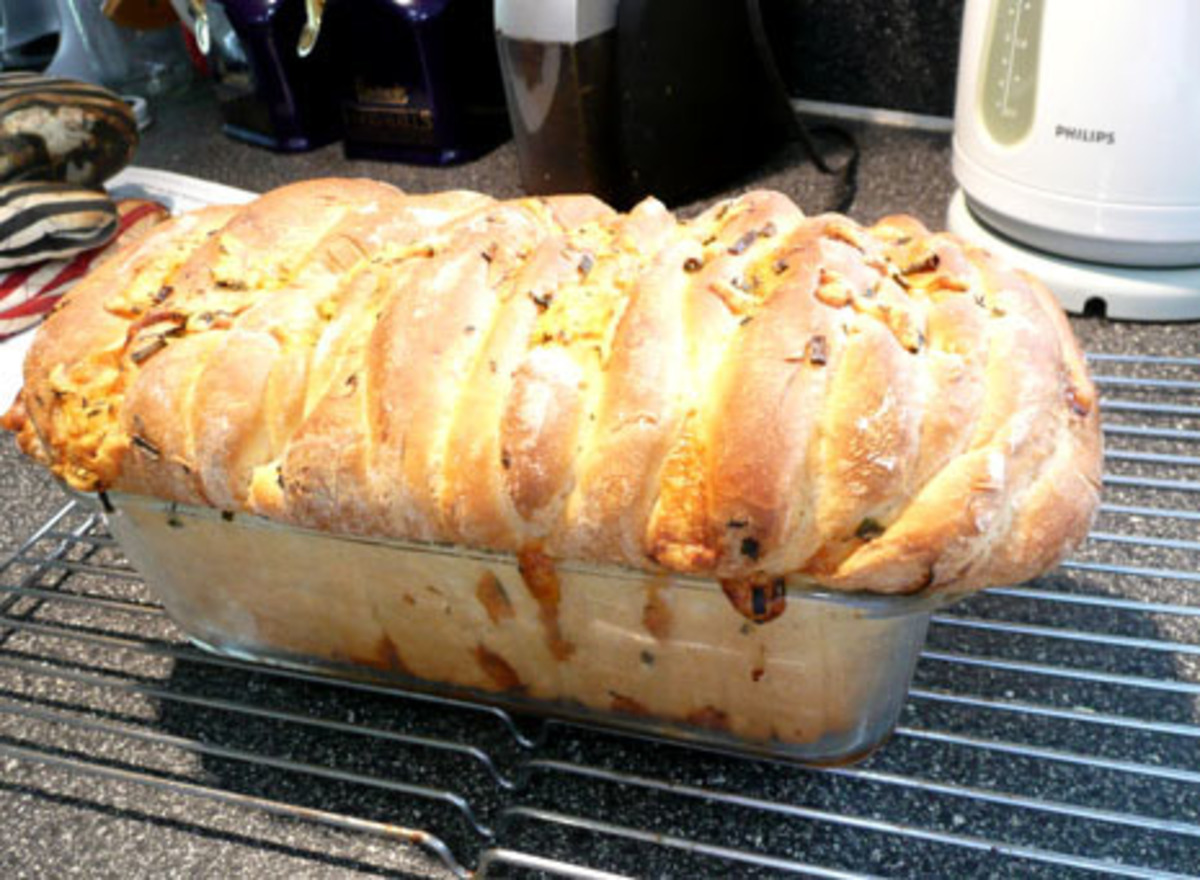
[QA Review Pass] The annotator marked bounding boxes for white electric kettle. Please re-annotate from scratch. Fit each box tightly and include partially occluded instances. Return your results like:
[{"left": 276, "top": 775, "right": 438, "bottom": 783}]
[{"left": 949, "top": 0, "right": 1200, "bottom": 318}]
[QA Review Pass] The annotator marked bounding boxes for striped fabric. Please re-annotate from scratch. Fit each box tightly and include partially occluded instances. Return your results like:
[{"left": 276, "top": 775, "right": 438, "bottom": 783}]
[
  {"left": 0, "top": 71, "right": 138, "bottom": 186},
  {"left": 0, "top": 199, "right": 168, "bottom": 339},
  {"left": 0, "top": 181, "right": 119, "bottom": 270}
]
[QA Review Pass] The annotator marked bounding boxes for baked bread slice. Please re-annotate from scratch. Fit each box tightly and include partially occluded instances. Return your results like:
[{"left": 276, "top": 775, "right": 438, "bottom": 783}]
[{"left": 3, "top": 179, "right": 1102, "bottom": 610}]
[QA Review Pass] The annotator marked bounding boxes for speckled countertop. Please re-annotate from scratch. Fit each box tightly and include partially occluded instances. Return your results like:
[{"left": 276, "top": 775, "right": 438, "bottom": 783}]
[{"left": 0, "top": 86, "right": 1196, "bottom": 879}]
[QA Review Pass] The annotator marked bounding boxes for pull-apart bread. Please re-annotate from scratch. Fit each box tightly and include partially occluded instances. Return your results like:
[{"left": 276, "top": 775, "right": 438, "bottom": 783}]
[{"left": 3, "top": 179, "right": 1101, "bottom": 614}]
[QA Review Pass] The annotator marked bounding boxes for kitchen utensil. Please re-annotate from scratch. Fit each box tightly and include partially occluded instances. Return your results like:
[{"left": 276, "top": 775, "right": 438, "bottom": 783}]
[{"left": 47, "top": 0, "right": 193, "bottom": 95}]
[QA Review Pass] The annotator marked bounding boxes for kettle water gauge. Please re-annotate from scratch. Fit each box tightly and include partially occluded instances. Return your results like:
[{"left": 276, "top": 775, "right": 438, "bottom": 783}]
[{"left": 979, "top": 0, "right": 1043, "bottom": 146}]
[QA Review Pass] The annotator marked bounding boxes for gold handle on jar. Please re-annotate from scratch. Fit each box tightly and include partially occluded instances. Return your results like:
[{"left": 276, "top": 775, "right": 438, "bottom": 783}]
[
  {"left": 189, "top": 0, "right": 211, "bottom": 55},
  {"left": 297, "top": 0, "right": 325, "bottom": 58}
]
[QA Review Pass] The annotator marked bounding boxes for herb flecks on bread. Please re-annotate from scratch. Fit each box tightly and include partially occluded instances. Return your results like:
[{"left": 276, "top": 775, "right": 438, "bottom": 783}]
[{"left": 4, "top": 179, "right": 1101, "bottom": 599}]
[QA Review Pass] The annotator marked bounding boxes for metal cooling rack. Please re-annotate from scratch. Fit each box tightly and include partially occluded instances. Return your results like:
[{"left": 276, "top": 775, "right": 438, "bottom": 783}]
[{"left": 0, "top": 351, "right": 1197, "bottom": 878}]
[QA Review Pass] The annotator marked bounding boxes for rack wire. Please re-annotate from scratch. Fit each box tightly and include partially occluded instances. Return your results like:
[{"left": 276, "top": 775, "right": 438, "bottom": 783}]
[{"left": 0, "top": 351, "right": 1197, "bottom": 878}]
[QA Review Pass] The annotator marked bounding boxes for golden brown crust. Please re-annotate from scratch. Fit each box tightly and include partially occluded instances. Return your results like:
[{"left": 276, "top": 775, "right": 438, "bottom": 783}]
[
  {"left": 14, "top": 205, "right": 240, "bottom": 490},
  {"left": 4, "top": 179, "right": 1102, "bottom": 600}
]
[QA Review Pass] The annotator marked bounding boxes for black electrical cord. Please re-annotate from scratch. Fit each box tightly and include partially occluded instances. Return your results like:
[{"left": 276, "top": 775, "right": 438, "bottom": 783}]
[
  {"left": 745, "top": 0, "right": 860, "bottom": 215},
  {"left": 805, "top": 123, "right": 860, "bottom": 215}
]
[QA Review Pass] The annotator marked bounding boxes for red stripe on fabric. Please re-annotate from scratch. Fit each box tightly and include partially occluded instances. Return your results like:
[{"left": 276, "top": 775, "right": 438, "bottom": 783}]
[
  {"left": 116, "top": 201, "right": 166, "bottom": 230},
  {"left": 0, "top": 264, "right": 40, "bottom": 302},
  {"left": 0, "top": 200, "right": 167, "bottom": 336},
  {"left": 37, "top": 254, "right": 96, "bottom": 297},
  {"left": 0, "top": 289, "right": 66, "bottom": 320}
]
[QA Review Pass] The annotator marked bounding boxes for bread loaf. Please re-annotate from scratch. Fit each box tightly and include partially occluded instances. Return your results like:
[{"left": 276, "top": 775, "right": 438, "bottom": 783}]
[{"left": 3, "top": 178, "right": 1102, "bottom": 614}]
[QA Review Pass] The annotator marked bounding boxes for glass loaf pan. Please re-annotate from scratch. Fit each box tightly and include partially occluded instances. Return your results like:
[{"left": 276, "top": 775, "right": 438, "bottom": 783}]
[{"left": 104, "top": 491, "right": 954, "bottom": 764}]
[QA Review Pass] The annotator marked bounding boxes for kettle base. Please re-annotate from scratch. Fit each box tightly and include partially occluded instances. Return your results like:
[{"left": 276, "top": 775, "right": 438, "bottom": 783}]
[{"left": 947, "top": 190, "right": 1200, "bottom": 322}]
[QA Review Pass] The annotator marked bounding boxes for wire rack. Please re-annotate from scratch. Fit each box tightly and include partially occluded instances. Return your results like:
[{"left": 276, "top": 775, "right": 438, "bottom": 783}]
[{"left": 0, "top": 351, "right": 1197, "bottom": 878}]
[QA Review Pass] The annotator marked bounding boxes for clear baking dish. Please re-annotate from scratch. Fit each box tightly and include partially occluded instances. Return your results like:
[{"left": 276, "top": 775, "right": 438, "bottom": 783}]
[{"left": 104, "top": 491, "right": 957, "bottom": 765}]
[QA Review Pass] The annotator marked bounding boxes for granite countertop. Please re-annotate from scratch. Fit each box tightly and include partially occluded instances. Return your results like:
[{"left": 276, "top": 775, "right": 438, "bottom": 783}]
[{"left": 0, "top": 86, "right": 1196, "bottom": 878}]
